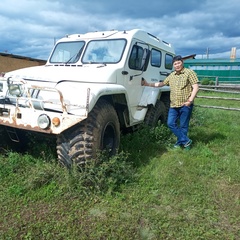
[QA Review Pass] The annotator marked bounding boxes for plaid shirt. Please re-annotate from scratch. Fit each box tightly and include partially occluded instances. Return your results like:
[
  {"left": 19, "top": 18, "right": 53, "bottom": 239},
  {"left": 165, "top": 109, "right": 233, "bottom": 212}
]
[{"left": 164, "top": 67, "right": 199, "bottom": 107}]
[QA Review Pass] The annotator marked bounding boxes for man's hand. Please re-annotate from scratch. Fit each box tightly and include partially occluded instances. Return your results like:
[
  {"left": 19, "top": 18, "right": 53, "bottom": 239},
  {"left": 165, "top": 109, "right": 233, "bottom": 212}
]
[
  {"left": 141, "top": 78, "right": 148, "bottom": 86},
  {"left": 141, "top": 78, "right": 164, "bottom": 87},
  {"left": 184, "top": 100, "right": 192, "bottom": 107}
]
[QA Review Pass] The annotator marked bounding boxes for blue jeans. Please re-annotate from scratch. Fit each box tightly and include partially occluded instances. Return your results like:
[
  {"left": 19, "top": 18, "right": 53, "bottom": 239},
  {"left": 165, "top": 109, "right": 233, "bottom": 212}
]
[{"left": 167, "top": 105, "right": 193, "bottom": 146}]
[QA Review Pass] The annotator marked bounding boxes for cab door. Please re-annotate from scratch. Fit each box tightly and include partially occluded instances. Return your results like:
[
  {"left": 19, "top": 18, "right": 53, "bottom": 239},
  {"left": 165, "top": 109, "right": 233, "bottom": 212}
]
[{"left": 123, "top": 41, "right": 150, "bottom": 110}]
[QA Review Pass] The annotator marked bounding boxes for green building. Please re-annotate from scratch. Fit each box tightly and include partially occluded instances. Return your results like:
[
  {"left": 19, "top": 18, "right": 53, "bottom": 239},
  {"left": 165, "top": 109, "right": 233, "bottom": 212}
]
[{"left": 184, "top": 58, "right": 240, "bottom": 84}]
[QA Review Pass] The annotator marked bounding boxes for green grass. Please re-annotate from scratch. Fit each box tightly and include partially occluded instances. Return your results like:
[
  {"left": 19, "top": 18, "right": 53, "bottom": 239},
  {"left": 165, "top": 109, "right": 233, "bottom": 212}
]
[{"left": 0, "top": 91, "right": 240, "bottom": 239}]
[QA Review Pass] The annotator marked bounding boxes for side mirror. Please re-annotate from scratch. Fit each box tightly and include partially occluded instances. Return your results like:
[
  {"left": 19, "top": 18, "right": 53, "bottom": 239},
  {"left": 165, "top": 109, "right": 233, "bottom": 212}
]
[{"left": 140, "top": 49, "right": 150, "bottom": 71}]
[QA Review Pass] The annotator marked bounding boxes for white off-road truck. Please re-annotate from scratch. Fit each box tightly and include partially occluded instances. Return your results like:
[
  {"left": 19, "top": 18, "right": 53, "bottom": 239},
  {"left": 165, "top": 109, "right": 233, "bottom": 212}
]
[{"left": 0, "top": 29, "right": 175, "bottom": 167}]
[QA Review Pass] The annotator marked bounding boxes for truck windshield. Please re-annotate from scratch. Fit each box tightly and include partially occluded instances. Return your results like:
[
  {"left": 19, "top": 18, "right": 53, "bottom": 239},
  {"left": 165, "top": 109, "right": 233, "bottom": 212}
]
[
  {"left": 82, "top": 39, "right": 126, "bottom": 64},
  {"left": 49, "top": 41, "right": 85, "bottom": 63}
]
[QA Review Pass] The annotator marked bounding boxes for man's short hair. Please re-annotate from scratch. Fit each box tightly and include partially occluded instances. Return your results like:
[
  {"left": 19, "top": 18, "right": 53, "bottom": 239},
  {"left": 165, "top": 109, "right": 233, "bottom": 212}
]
[{"left": 173, "top": 55, "right": 183, "bottom": 63}]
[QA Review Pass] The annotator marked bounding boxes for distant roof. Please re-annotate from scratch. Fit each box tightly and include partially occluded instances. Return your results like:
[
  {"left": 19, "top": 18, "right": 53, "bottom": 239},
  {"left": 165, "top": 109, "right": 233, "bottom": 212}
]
[
  {"left": 0, "top": 52, "right": 46, "bottom": 63},
  {"left": 182, "top": 54, "right": 196, "bottom": 60}
]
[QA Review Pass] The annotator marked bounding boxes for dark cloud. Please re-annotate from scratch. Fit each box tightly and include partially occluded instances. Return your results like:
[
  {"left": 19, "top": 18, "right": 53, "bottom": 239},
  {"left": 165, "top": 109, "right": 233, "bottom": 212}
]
[
  {"left": 65, "top": 0, "right": 208, "bottom": 18},
  {"left": 0, "top": 0, "right": 240, "bottom": 60}
]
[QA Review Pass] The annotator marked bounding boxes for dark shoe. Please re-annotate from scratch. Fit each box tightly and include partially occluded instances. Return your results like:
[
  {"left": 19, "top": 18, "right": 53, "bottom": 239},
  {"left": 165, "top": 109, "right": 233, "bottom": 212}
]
[
  {"left": 173, "top": 143, "right": 182, "bottom": 150},
  {"left": 184, "top": 145, "right": 191, "bottom": 151},
  {"left": 184, "top": 139, "right": 192, "bottom": 150},
  {"left": 184, "top": 139, "right": 192, "bottom": 147},
  {"left": 174, "top": 145, "right": 181, "bottom": 149}
]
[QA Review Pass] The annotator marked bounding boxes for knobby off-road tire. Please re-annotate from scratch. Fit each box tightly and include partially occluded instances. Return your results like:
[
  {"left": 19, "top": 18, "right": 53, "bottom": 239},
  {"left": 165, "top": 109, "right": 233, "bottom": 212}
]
[
  {"left": 144, "top": 100, "right": 167, "bottom": 127},
  {"left": 56, "top": 99, "right": 120, "bottom": 168}
]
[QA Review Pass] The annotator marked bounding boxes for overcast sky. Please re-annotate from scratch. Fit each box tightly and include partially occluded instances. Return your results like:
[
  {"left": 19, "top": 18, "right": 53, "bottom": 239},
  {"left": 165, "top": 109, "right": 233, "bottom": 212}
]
[{"left": 1, "top": 0, "right": 240, "bottom": 60}]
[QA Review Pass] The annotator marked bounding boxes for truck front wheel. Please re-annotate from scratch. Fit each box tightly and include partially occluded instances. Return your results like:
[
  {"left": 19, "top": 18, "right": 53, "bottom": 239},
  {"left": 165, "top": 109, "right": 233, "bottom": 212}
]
[{"left": 57, "top": 99, "right": 120, "bottom": 168}]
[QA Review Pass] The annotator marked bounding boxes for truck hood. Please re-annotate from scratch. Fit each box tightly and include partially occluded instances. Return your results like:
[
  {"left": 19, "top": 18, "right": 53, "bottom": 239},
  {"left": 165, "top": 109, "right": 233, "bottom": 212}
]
[
  {"left": 2, "top": 64, "right": 126, "bottom": 116},
  {"left": 5, "top": 64, "right": 119, "bottom": 84}
]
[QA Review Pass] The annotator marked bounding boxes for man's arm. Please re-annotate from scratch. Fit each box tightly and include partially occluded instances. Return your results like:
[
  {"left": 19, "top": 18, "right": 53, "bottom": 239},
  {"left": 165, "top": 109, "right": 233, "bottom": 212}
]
[
  {"left": 184, "top": 83, "right": 199, "bottom": 106},
  {"left": 189, "top": 83, "right": 199, "bottom": 102},
  {"left": 141, "top": 78, "right": 165, "bottom": 87}
]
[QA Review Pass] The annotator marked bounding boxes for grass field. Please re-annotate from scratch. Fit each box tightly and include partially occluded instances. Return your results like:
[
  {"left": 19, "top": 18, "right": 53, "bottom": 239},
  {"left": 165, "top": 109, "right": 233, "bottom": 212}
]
[{"left": 0, "top": 90, "right": 240, "bottom": 240}]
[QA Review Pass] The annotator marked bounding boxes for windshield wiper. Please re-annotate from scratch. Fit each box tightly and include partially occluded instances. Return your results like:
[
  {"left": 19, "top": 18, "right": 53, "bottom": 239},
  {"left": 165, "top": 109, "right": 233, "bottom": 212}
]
[{"left": 65, "top": 47, "right": 83, "bottom": 64}]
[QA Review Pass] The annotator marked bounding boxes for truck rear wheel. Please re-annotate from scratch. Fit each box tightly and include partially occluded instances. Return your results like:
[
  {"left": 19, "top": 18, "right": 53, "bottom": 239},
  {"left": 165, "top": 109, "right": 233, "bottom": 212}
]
[
  {"left": 160, "top": 92, "right": 170, "bottom": 120},
  {"left": 56, "top": 99, "right": 120, "bottom": 168},
  {"left": 144, "top": 100, "right": 167, "bottom": 127}
]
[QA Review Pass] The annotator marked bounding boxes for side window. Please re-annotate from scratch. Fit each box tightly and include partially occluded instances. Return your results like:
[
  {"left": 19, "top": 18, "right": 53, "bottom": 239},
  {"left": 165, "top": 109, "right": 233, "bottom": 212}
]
[
  {"left": 151, "top": 49, "right": 161, "bottom": 67},
  {"left": 165, "top": 54, "right": 174, "bottom": 70},
  {"left": 129, "top": 45, "right": 145, "bottom": 70}
]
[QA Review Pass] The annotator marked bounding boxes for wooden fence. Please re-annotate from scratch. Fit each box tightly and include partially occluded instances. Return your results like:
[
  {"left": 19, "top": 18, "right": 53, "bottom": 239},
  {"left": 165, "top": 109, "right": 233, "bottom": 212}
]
[{"left": 196, "top": 85, "right": 240, "bottom": 111}]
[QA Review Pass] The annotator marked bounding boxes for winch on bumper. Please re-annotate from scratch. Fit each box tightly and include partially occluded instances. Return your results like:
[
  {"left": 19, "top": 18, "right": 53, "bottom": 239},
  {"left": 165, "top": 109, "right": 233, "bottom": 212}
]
[{"left": 0, "top": 77, "right": 89, "bottom": 134}]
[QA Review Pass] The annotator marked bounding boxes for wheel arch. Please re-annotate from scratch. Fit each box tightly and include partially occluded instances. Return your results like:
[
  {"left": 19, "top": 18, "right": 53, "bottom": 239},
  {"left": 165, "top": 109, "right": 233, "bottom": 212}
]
[
  {"left": 95, "top": 94, "right": 130, "bottom": 129},
  {"left": 146, "top": 90, "right": 170, "bottom": 108}
]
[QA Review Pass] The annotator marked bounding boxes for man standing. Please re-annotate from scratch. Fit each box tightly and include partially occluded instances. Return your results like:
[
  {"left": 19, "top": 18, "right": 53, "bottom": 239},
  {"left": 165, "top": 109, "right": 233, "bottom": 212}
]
[{"left": 142, "top": 55, "right": 199, "bottom": 150}]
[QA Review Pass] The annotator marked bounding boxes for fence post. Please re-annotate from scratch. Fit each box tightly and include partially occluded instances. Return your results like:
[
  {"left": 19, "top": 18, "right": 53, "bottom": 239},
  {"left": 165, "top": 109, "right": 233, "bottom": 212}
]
[{"left": 215, "top": 76, "right": 219, "bottom": 86}]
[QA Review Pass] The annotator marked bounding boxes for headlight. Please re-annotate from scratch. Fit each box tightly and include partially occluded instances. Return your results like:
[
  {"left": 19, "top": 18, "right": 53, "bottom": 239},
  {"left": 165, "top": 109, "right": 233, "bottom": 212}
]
[
  {"left": 7, "top": 77, "right": 26, "bottom": 97},
  {"left": 8, "top": 83, "right": 25, "bottom": 97},
  {"left": 37, "top": 114, "right": 51, "bottom": 129}
]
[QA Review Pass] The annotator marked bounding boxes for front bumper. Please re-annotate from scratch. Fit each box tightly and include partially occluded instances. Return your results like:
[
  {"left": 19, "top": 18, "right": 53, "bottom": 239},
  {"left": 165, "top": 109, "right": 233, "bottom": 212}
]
[{"left": 0, "top": 78, "right": 89, "bottom": 134}]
